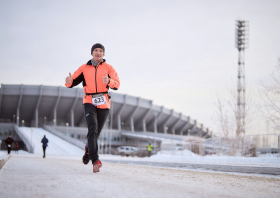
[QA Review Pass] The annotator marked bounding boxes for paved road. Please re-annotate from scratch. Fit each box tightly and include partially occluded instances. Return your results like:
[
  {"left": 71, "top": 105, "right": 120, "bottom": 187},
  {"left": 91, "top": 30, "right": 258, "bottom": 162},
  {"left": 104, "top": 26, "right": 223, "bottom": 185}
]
[{"left": 0, "top": 156, "right": 280, "bottom": 198}]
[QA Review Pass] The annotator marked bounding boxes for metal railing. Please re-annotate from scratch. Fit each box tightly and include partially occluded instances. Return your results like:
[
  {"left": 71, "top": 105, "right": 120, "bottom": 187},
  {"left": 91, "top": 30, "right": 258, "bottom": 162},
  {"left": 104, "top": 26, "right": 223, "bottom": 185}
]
[
  {"left": 160, "top": 134, "right": 280, "bottom": 157},
  {"left": 241, "top": 134, "right": 280, "bottom": 155},
  {"left": 14, "top": 125, "right": 34, "bottom": 153},
  {"left": 52, "top": 125, "right": 88, "bottom": 135},
  {"left": 43, "top": 125, "right": 85, "bottom": 149}
]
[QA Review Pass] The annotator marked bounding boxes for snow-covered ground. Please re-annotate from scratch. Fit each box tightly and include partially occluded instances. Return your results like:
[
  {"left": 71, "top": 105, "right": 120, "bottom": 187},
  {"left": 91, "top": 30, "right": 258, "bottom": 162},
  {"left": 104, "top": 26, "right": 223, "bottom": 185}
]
[
  {"left": 0, "top": 151, "right": 6, "bottom": 158},
  {"left": 19, "top": 127, "right": 84, "bottom": 156},
  {"left": 1, "top": 156, "right": 280, "bottom": 198},
  {"left": 2, "top": 128, "right": 280, "bottom": 197}
]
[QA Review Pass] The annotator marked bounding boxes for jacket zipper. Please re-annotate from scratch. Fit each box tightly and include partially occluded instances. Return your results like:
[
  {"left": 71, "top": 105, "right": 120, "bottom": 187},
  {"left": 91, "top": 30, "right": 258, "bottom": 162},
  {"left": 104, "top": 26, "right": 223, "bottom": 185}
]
[{"left": 95, "top": 65, "right": 98, "bottom": 93}]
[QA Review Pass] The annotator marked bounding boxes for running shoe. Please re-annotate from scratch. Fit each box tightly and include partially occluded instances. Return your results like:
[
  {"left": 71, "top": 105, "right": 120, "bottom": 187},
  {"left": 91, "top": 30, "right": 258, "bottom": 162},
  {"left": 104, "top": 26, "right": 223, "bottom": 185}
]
[
  {"left": 82, "top": 144, "right": 90, "bottom": 165},
  {"left": 92, "top": 159, "right": 102, "bottom": 173}
]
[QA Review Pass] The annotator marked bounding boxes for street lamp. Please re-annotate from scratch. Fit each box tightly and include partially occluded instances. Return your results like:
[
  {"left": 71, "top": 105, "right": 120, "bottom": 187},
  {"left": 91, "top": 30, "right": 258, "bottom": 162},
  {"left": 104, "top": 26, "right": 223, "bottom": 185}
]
[
  {"left": 105, "top": 118, "right": 109, "bottom": 154},
  {"left": 108, "top": 118, "right": 112, "bottom": 155},
  {"left": 22, "top": 120, "right": 25, "bottom": 127},
  {"left": 13, "top": 115, "right": 15, "bottom": 123},
  {"left": 31, "top": 127, "right": 33, "bottom": 146},
  {"left": 66, "top": 123, "right": 69, "bottom": 136},
  {"left": 44, "top": 116, "right": 47, "bottom": 125},
  {"left": 100, "top": 141, "right": 104, "bottom": 154}
]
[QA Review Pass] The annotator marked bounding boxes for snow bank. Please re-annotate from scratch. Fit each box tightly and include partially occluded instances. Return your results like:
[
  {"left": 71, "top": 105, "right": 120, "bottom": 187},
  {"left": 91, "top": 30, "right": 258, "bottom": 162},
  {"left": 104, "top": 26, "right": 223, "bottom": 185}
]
[
  {"left": 149, "top": 149, "right": 280, "bottom": 166},
  {"left": 5, "top": 127, "right": 279, "bottom": 167}
]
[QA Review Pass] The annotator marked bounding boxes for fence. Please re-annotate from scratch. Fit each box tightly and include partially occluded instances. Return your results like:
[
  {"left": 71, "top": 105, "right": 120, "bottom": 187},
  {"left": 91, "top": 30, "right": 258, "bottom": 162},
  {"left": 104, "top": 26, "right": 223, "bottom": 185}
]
[
  {"left": 242, "top": 134, "right": 280, "bottom": 156},
  {"left": 160, "top": 134, "right": 280, "bottom": 157}
]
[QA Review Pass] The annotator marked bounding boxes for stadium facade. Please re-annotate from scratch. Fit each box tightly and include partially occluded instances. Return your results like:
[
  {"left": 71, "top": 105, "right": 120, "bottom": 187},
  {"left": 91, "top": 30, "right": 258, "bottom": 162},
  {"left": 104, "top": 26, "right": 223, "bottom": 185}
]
[{"left": 0, "top": 84, "right": 212, "bottom": 152}]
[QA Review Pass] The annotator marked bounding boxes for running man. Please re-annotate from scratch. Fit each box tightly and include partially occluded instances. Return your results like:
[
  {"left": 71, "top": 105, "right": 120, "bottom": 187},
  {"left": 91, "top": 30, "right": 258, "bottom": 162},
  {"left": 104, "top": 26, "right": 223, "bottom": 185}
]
[
  {"left": 5, "top": 135, "right": 13, "bottom": 154},
  {"left": 41, "top": 135, "right": 48, "bottom": 158},
  {"left": 65, "top": 43, "right": 120, "bottom": 173}
]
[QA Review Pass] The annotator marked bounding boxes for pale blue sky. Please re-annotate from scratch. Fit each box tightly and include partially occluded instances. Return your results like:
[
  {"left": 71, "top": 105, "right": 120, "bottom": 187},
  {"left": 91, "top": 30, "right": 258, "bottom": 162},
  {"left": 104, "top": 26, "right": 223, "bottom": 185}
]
[{"left": 0, "top": 0, "right": 279, "bottom": 135}]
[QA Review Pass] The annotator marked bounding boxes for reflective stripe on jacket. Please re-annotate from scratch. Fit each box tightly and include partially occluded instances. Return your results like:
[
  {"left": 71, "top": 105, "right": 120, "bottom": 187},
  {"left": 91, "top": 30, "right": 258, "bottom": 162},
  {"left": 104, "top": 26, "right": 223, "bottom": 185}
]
[{"left": 65, "top": 59, "right": 120, "bottom": 109}]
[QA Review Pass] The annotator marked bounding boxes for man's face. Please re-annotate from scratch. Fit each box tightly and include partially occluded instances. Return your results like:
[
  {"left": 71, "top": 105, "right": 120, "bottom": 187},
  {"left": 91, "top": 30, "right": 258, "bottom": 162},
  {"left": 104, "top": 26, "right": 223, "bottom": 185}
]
[{"left": 92, "top": 48, "right": 104, "bottom": 62}]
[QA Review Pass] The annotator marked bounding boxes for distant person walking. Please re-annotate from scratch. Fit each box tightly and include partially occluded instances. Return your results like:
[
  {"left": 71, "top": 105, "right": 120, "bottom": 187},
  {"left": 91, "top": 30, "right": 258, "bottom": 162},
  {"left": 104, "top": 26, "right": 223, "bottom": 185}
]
[
  {"left": 15, "top": 142, "right": 19, "bottom": 154},
  {"left": 65, "top": 43, "right": 120, "bottom": 173},
  {"left": 5, "top": 135, "right": 14, "bottom": 154},
  {"left": 147, "top": 142, "right": 153, "bottom": 157},
  {"left": 41, "top": 135, "right": 49, "bottom": 158}
]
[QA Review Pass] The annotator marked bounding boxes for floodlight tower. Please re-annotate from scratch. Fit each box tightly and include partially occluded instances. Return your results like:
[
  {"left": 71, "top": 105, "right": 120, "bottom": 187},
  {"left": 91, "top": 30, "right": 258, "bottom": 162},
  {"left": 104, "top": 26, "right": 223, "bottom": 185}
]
[{"left": 235, "top": 20, "right": 249, "bottom": 136}]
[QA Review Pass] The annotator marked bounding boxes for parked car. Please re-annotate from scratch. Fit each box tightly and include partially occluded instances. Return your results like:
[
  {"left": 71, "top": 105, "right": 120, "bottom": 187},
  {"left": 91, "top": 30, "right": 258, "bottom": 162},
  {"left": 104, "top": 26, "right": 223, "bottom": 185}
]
[{"left": 116, "top": 146, "right": 138, "bottom": 157}]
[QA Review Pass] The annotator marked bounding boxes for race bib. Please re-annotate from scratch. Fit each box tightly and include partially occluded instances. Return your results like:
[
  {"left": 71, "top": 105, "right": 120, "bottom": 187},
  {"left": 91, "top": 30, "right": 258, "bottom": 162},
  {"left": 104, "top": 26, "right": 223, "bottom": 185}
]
[
  {"left": 92, "top": 94, "right": 107, "bottom": 106},
  {"left": 8, "top": 145, "right": 11, "bottom": 147}
]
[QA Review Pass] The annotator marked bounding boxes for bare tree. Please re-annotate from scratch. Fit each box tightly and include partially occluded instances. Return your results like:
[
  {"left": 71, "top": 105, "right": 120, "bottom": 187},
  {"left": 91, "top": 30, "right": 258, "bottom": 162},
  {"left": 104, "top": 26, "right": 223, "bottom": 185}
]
[
  {"left": 259, "top": 57, "right": 280, "bottom": 131},
  {"left": 215, "top": 83, "right": 255, "bottom": 138},
  {"left": 214, "top": 82, "right": 256, "bottom": 156},
  {"left": 214, "top": 94, "right": 234, "bottom": 138},
  {"left": 214, "top": 94, "right": 238, "bottom": 155}
]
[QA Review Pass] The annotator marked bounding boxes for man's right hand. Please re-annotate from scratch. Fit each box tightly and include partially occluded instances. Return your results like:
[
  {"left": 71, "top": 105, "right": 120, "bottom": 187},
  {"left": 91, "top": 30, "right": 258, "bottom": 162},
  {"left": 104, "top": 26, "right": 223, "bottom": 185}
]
[{"left": 65, "top": 72, "right": 72, "bottom": 84}]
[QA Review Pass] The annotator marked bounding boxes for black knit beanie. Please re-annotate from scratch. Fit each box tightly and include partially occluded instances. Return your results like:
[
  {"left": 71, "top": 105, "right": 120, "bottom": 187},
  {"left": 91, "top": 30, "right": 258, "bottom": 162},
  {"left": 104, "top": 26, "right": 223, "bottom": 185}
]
[{"left": 91, "top": 43, "right": 105, "bottom": 55}]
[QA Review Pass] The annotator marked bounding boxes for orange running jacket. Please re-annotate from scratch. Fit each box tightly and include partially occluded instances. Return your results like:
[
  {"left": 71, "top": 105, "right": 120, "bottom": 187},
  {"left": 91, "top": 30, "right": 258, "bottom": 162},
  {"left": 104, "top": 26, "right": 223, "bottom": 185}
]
[{"left": 65, "top": 59, "right": 120, "bottom": 109}]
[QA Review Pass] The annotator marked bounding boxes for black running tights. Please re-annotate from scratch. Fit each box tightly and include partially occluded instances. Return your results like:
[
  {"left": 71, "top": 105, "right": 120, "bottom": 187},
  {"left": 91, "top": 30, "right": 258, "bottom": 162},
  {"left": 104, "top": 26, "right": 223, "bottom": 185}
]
[{"left": 84, "top": 103, "right": 109, "bottom": 163}]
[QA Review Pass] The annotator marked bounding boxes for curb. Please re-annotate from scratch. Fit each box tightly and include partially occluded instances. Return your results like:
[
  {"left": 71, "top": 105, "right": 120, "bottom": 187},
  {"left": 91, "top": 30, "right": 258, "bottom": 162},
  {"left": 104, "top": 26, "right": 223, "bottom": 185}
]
[
  {"left": 0, "top": 155, "right": 11, "bottom": 169},
  {"left": 102, "top": 159, "right": 280, "bottom": 176}
]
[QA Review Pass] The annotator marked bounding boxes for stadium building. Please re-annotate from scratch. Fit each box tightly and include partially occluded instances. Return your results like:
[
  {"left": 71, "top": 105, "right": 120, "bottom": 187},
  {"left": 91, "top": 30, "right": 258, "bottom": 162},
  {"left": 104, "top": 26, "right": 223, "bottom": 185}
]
[{"left": 0, "top": 84, "right": 212, "bottom": 153}]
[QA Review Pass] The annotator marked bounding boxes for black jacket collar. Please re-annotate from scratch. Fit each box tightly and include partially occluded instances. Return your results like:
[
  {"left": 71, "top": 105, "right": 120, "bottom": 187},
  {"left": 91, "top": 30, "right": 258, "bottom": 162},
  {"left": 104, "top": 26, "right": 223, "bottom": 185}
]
[{"left": 86, "top": 59, "right": 106, "bottom": 65}]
